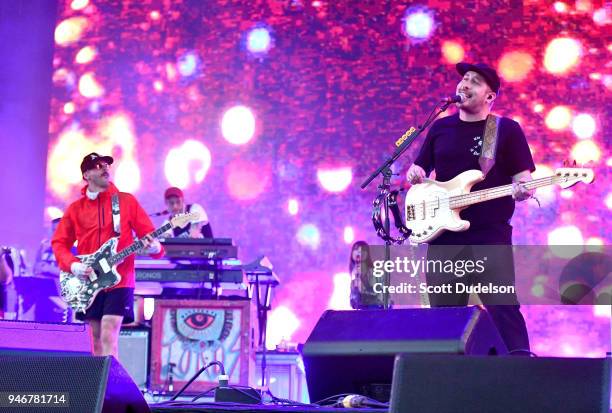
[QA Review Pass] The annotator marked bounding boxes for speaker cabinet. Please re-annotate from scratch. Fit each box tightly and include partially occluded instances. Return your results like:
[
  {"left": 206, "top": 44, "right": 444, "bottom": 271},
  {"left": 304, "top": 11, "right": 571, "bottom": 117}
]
[
  {"left": 302, "top": 307, "right": 506, "bottom": 403},
  {"left": 390, "top": 354, "right": 611, "bottom": 413},
  {"left": 0, "top": 355, "right": 150, "bottom": 413}
]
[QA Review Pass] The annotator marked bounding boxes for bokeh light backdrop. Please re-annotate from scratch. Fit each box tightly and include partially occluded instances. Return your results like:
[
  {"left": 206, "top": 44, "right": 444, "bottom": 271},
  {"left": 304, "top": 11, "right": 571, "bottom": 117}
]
[{"left": 47, "top": 0, "right": 610, "bottom": 352}]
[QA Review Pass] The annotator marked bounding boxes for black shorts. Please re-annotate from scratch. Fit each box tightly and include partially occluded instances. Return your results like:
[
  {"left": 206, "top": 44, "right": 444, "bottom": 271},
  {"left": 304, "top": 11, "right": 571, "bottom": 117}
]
[{"left": 76, "top": 287, "right": 134, "bottom": 324}]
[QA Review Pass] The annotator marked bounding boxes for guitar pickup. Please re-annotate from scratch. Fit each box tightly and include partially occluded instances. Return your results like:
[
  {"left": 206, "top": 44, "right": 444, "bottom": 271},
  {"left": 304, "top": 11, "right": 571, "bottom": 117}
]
[{"left": 88, "top": 272, "right": 98, "bottom": 281}]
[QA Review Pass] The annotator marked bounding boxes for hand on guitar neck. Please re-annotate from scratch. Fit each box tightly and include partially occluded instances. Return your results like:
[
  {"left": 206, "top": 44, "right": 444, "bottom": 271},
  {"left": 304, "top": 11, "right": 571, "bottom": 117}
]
[
  {"left": 140, "top": 234, "right": 161, "bottom": 254},
  {"left": 511, "top": 170, "right": 535, "bottom": 202}
]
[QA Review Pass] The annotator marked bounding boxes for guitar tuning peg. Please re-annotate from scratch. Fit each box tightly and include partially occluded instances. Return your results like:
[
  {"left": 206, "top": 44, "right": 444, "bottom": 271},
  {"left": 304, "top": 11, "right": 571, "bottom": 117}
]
[
  {"left": 572, "top": 159, "right": 577, "bottom": 166},
  {"left": 562, "top": 159, "right": 567, "bottom": 167}
]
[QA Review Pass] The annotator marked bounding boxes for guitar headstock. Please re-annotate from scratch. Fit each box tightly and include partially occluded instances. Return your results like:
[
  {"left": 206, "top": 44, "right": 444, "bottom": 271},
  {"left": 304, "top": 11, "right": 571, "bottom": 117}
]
[
  {"left": 554, "top": 167, "right": 594, "bottom": 188},
  {"left": 170, "top": 212, "right": 200, "bottom": 228}
]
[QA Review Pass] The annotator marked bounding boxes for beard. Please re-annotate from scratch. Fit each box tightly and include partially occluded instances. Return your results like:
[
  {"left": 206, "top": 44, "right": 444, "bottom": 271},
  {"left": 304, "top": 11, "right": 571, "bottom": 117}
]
[
  {"left": 457, "top": 98, "right": 486, "bottom": 113},
  {"left": 91, "top": 174, "right": 110, "bottom": 189}
]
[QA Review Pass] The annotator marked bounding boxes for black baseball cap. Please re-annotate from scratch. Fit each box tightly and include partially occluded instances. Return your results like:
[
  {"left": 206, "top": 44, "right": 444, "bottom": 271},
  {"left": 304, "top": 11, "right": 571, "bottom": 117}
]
[
  {"left": 456, "top": 62, "right": 501, "bottom": 94},
  {"left": 80, "top": 152, "right": 114, "bottom": 173}
]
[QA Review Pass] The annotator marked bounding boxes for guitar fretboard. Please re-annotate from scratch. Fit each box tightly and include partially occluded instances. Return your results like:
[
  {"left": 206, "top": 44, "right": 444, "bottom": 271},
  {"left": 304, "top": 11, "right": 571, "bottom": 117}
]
[
  {"left": 109, "top": 222, "right": 173, "bottom": 266},
  {"left": 448, "top": 172, "right": 588, "bottom": 209}
]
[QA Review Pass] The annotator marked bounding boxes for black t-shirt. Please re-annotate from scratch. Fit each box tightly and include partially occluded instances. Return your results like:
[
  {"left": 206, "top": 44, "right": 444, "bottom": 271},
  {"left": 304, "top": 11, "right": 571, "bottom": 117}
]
[{"left": 414, "top": 114, "right": 535, "bottom": 244}]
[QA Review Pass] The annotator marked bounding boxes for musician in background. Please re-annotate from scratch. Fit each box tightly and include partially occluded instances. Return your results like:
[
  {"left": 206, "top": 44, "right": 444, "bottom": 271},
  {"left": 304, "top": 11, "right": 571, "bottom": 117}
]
[
  {"left": 34, "top": 218, "right": 62, "bottom": 277},
  {"left": 406, "top": 63, "right": 535, "bottom": 354},
  {"left": 52, "top": 152, "right": 164, "bottom": 358},
  {"left": 0, "top": 246, "right": 26, "bottom": 319},
  {"left": 0, "top": 247, "right": 14, "bottom": 318},
  {"left": 162, "top": 187, "right": 213, "bottom": 238},
  {"left": 349, "top": 241, "right": 383, "bottom": 310},
  {"left": 32, "top": 217, "right": 75, "bottom": 322}
]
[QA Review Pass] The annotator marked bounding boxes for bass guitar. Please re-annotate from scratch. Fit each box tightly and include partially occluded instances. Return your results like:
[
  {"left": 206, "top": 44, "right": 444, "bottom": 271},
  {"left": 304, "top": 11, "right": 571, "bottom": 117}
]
[{"left": 404, "top": 167, "right": 594, "bottom": 244}]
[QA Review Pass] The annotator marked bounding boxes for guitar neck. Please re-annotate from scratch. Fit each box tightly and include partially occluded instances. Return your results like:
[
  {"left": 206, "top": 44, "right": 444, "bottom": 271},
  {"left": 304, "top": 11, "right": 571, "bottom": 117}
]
[
  {"left": 109, "top": 222, "right": 173, "bottom": 266},
  {"left": 449, "top": 176, "right": 558, "bottom": 209}
]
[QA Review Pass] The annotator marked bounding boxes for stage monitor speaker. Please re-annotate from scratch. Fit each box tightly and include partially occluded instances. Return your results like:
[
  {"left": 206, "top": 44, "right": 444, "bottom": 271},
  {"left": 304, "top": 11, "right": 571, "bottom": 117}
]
[
  {"left": 390, "top": 354, "right": 611, "bottom": 413},
  {"left": 0, "top": 355, "right": 151, "bottom": 413},
  {"left": 0, "top": 319, "right": 91, "bottom": 355},
  {"left": 118, "top": 327, "right": 150, "bottom": 390},
  {"left": 302, "top": 307, "right": 507, "bottom": 403}
]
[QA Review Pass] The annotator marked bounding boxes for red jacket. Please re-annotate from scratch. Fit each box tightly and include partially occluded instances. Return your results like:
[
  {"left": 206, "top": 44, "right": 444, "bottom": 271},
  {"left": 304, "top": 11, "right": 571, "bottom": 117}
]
[{"left": 51, "top": 182, "right": 164, "bottom": 289}]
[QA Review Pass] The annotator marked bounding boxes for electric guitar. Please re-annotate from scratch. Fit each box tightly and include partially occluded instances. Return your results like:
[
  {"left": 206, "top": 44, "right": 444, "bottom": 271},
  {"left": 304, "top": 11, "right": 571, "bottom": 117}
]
[
  {"left": 59, "top": 212, "right": 199, "bottom": 313},
  {"left": 404, "top": 167, "right": 594, "bottom": 244}
]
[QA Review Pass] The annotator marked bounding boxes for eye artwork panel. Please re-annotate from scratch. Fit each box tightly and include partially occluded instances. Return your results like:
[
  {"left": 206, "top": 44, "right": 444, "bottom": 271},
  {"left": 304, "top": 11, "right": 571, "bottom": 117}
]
[{"left": 151, "top": 300, "right": 253, "bottom": 391}]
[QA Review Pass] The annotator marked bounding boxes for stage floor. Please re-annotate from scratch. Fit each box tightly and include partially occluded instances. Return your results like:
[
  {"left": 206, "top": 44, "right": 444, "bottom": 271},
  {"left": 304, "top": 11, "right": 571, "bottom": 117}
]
[{"left": 150, "top": 402, "right": 387, "bottom": 413}]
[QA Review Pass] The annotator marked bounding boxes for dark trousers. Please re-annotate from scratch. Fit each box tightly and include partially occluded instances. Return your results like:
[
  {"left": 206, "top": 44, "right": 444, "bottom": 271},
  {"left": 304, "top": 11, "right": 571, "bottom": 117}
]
[{"left": 425, "top": 242, "right": 530, "bottom": 353}]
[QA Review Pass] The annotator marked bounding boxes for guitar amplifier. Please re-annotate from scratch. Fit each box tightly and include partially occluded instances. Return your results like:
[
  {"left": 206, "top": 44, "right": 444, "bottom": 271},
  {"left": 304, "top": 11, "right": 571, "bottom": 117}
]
[{"left": 118, "top": 327, "right": 150, "bottom": 391}]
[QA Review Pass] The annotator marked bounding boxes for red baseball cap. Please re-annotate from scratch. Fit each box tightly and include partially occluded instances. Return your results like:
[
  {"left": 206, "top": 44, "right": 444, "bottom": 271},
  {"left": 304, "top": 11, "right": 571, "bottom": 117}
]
[{"left": 164, "top": 187, "right": 184, "bottom": 199}]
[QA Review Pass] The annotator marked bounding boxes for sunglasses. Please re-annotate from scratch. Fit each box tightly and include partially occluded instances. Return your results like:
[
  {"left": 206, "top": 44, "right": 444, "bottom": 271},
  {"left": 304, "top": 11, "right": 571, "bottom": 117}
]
[{"left": 91, "top": 162, "right": 111, "bottom": 170}]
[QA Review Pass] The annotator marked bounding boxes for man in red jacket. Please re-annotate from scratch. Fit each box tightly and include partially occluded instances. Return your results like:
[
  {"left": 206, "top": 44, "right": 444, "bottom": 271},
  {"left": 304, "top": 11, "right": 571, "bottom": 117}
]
[{"left": 52, "top": 153, "right": 164, "bottom": 358}]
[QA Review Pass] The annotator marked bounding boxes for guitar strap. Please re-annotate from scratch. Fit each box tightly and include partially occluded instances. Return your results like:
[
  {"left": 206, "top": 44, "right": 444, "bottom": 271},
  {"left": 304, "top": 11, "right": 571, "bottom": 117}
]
[
  {"left": 479, "top": 114, "right": 500, "bottom": 177},
  {"left": 111, "top": 194, "right": 121, "bottom": 236}
]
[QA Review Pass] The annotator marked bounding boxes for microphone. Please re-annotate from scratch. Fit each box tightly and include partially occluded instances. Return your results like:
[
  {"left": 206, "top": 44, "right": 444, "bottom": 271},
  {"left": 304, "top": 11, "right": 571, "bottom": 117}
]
[
  {"left": 149, "top": 209, "right": 169, "bottom": 217},
  {"left": 443, "top": 93, "right": 466, "bottom": 103}
]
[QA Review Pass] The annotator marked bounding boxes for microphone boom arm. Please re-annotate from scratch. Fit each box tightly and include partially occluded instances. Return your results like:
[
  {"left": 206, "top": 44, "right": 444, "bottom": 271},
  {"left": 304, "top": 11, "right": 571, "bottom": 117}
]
[{"left": 361, "top": 99, "right": 453, "bottom": 189}]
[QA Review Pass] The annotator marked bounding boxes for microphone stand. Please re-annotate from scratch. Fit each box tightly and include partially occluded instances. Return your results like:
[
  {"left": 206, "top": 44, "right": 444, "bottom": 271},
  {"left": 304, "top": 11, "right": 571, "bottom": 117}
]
[{"left": 361, "top": 99, "right": 454, "bottom": 310}]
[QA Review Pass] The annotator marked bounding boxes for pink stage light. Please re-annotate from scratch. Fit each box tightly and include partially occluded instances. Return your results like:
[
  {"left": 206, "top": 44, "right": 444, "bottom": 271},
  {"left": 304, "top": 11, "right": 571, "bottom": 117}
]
[
  {"left": 571, "top": 113, "right": 596, "bottom": 139},
  {"left": 288, "top": 199, "right": 299, "bottom": 215},
  {"left": 548, "top": 226, "right": 584, "bottom": 259},
  {"left": 553, "top": 2, "right": 568, "bottom": 13},
  {"left": 221, "top": 106, "right": 256, "bottom": 145},
  {"left": 63, "top": 102, "right": 75, "bottom": 114},
  {"left": 316, "top": 167, "right": 352, "bottom": 193},
  {"left": 296, "top": 224, "right": 321, "bottom": 249},
  {"left": 153, "top": 80, "right": 164, "bottom": 92},
  {"left": 343, "top": 226, "right": 354, "bottom": 244},
  {"left": 164, "top": 140, "right": 212, "bottom": 189},
  {"left": 441, "top": 40, "right": 464, "bottom": 64},
  {"left": 593, "top": 8, "right": 612, "bottom": 25},
  {"left": 545, "top": 105, "right": 572, "bottom": 131},
  {"left": 75, "top": 46, "right": 97, "bottom": 64},
  {"left": 328, "top": 272, "right": 352, "bottom": 310},
  {"left": 177, "top": 51, "right": 200, "bottom": 77},
  {"left": 605, "top": 193, "right": 612, "bottom": 210},
  {"left": 571, "top": 139, "right": 601, "bottom": 164},
  {"left": 498, "top": 51, "right": 534, "bottom": 82},
  {"left": 78, "top": 72, "right": 104, "bottom": 98},
  {"left": 403, "top": 9, "right": 435, "bottom": 41},
  {"left": 544, "top": 37, "right": 582, "bottom": 75},
  {"left": 247, "top": 26, "right": 273, "bottom": 54},
  {"left": 71, "top": 0, "right": 89, "bottom": 11},
  {"left": 55, "top": 17, "right": 88, "bottom": 46}
]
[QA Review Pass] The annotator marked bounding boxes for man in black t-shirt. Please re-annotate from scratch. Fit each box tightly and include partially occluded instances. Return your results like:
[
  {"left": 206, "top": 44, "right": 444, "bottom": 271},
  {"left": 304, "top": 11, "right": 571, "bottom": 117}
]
[{"left": 407, "top": 63, "right": 535, "bottom": 354}]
